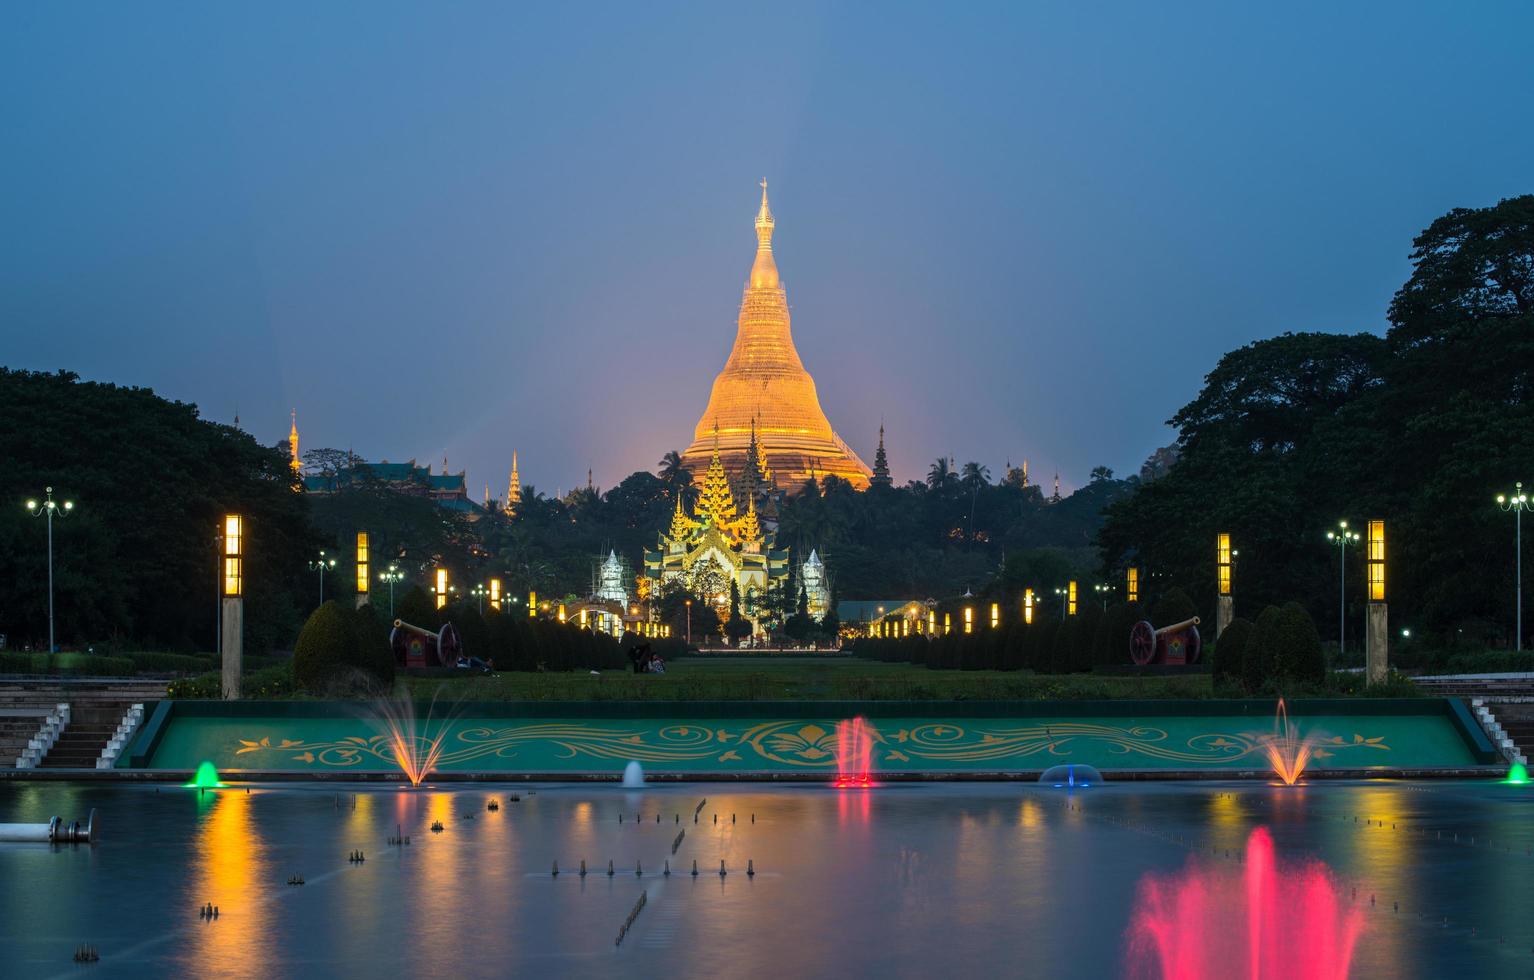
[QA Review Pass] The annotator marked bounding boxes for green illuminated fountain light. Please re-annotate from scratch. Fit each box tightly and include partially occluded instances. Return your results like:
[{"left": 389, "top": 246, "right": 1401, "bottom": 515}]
[
  {"left": 186, "top": 761, "right": 225, "bottom": 789},
  {"left": 1505, "top": 762, "right": 1529, "bottom": 786}
]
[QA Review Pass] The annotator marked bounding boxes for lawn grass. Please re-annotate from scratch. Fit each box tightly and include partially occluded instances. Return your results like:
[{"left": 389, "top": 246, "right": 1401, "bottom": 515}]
[{"left": 405, "top": 658, "right": 1219, "bottom": 702}]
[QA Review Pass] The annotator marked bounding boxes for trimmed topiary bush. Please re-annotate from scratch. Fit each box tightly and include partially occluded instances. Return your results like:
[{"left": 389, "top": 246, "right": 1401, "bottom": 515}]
[
  {"left": 1273, "top": 602, "right": 1325, "bottom": 686},
  {"left": 293, "top": 600, "right": 392, "bottom": 693},
  {"left": 1212, "top": 617, "right": 1253, "bottom": 691},
  {"left": 1242, "top": 605, "right": 1282, "bottom": 694},
  {"left": 1150, "top": 587, "right": 1199, "bottom": 630}
]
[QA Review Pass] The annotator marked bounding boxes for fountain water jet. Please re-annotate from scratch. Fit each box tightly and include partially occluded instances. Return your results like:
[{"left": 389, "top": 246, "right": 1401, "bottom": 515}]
[
  {"left": 1504, "top": 762, "right": 1529, "bottom": 785},
  {"left": 622, "top": 761, "right": 645, "bottom": 787},
  {"left": 1262, "top": 699, "right": 1315, "bottom": 786},
  {"left": 832, "top": 717, "right": 875, "bottom": 788},
  {"left": 1127, "top": 826, "right": 1362, "bottom": 979},
  {"left": 185, "top": 761, "right": 224, "bottom": 790},
  {"left": 366, "top": 688, "right": 452, "bottom": 787}
]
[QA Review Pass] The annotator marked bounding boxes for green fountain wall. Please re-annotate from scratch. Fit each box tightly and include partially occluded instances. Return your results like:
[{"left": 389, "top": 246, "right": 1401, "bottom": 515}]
[{"left": 122, "top": 698, "right": 1496, "bottom": 776}]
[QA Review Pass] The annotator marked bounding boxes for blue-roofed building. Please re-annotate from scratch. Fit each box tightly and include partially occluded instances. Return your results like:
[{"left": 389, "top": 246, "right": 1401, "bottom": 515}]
[{"left": 302, "top": 458, "right": 489, "bottom": 518}]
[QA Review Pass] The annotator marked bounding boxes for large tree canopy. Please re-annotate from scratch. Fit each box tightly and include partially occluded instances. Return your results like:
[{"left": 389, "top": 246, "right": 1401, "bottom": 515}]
[
  {"left": 0, "top": 369, "right": 319, "bottom": 652},
  {"left": 1100, "top": 194, "right": 1534, "bottom": 648}
]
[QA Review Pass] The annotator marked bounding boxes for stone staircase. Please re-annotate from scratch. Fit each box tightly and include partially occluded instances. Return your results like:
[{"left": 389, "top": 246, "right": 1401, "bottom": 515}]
[
  {"left": 1480, "top": 700, "right": 1534, "bottom": 766},
  {"left": 0, "top": 680, "right": 166, "bottom": 770},
  {"left": 1, "top": 708, "right": 56, "bottom": 768}
]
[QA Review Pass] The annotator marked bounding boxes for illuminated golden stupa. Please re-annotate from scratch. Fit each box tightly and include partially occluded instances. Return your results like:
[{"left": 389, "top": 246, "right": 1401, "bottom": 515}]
[{"left": 681, "top": 182, "right": 871, "bottom": 491}]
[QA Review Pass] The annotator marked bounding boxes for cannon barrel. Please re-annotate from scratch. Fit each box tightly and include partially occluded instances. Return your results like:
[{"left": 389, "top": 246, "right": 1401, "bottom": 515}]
[
  {"left": 392, "top": 619, "right": 438, "bottom": 640},
  {"left": 1155, "top": 616, "right": 1201, "bottom": 636}
]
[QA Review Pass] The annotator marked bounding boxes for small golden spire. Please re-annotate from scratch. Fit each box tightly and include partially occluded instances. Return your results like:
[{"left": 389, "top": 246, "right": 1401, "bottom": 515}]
[
  {"left": 750, "top": 179, "right": 778, "bottom": 289},
  {"left": 288, "top": 409, "right": 300, "bottom": 474}
]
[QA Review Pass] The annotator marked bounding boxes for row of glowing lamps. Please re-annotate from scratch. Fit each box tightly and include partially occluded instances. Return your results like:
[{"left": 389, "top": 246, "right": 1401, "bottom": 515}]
[
  {"left": 219, "top": 520, "right": 669, "bottom": 636},
  {"left": 870, "top": 524, "right": 1393, "bottom": 638}
]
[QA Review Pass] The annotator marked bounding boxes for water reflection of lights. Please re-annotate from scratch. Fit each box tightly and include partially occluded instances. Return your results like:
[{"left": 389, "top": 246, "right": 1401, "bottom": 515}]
[
  {"left": 1127, "top": 826, "right": 1361, "bottom": 979},
  {"left": 186, "top": 791, "right": 269, "bottom": 979}
]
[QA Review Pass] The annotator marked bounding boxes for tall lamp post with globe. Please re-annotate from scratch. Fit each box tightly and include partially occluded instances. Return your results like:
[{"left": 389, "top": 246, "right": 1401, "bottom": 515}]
[
  {"left": 25, "top": 488, "right": 74, "bottom": 653},
  {"left": 1326, "top": 521, "right": 1361, "bottom": 654},
  {"left": 1498, "top": 482, "right": 1530, "bottom": 651},
  {"left": 309, "top": 551, "right": 337, "bottom": 606}
]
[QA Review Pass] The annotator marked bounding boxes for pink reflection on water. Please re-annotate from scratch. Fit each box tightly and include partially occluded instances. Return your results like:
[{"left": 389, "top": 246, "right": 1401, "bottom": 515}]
[
  {"left": 832, "top": 717, "right": 875, "bottom": 788},
  {"left": 1127, "top": 826, "right": 1362, "bottom": 980}
]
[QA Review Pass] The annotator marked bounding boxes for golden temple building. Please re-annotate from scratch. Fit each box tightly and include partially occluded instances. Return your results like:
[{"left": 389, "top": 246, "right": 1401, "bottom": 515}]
[
  {"left": 645, "top": 440, "right": 790, "bottom": 616},
  {"left": 681, "top": 181, "right": 872, "bottom": 491}
]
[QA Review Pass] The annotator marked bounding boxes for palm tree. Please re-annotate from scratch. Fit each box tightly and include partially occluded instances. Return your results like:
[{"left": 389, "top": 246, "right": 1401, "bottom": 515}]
[
  {"left": 960, "top": 461, "right": 991, "bottom": 488},
  {"left": 926, "top": 457, "right": 956, "bottom": 491},
  {"left": 658, "top": 450, "right": 686, "bottom": 486}
]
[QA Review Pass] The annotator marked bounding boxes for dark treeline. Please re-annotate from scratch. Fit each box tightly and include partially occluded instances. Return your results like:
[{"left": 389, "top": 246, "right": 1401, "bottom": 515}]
[
  {"left": 1098, "top": 194, "right": 1534, "bottom": 651},
  {"left": 0, "top": 369, "right": 318, "bottom": 654}
]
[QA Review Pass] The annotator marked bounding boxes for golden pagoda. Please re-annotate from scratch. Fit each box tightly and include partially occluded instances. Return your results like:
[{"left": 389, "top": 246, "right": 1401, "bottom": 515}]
[{"left": 681, "top": 181, "right": 872, "bottom": 491}]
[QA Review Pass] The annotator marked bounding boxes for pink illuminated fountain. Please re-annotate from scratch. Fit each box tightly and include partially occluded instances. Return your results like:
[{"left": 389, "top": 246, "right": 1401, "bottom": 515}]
[
  {"left": 1127, "top": 826, "right": 1362, "bottom": 979},
  {"left": 1263, "top": 699, "right": 1315, "bottom": 786},
  {"left": 832, "top": 717, "right": 875, "bottom": 788}
]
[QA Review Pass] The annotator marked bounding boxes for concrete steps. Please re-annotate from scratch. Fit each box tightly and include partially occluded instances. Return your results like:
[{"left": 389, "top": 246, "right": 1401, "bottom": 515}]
[{"left": 0, "top": 680, "right": 166, "bottom": 770}]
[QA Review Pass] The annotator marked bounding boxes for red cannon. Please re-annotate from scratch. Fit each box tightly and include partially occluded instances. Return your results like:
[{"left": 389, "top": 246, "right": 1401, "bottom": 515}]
[
  {"left": 1128, "top": 615, "right": 1202, "bottom": 666},
  {"left": 389, "top": 619, "right": 462, "bottom": 669}
]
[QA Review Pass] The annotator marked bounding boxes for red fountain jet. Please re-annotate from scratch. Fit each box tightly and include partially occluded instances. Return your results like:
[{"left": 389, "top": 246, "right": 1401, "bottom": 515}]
[{"left": 832, "top": 717, "right": 875, "bottom": 788}]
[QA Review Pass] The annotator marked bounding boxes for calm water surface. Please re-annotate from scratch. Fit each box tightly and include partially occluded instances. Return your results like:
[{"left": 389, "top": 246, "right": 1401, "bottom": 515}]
[{"left": 1, "top": 780, "right": 1531, "bottom": 978}]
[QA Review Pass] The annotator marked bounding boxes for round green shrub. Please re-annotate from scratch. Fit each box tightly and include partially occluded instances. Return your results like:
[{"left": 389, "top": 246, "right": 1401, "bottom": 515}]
[
  {"left": 1241, "top": 605, "right": 1282, "bottom": 694},
  {"left": 1212, "top": 617, "right": 1253, "bottom": 691},
  {"left": 1150, "top": 587, "right": 1199, "bottom": 629}
]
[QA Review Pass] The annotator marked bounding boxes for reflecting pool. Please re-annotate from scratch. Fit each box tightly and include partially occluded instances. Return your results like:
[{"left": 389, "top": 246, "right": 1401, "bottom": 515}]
[{"left": 1, "top": 780, "right": 1531, "bottom": 978}]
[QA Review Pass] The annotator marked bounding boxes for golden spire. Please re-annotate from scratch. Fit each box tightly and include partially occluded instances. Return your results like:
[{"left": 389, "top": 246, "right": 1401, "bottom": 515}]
[
  {"left": 749, "top": 178, "right": 778, "bottom": 289},
  {"left": 695, "top": 440, "right": 738, "bottom": 526},
  {"left": 505, "top": 450, "right": 522, "bottom": 515},
  {"left": 668, "top": 491, "right": 698, "bottom": 541},
  {"left": 288, "top": 409, "right": 300, "bottom": 474},
  {"left": 739, "top": 492, "right": 763, "bottom": 552}
]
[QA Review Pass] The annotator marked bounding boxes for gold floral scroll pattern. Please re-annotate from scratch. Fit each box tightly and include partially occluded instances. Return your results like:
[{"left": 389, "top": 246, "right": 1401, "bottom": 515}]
[
  {"left": 234, "top": 724, "right": 721, "bottom": 769},
  {"left": 230, "top": 722, "right": 1393, "bottom": 769}
]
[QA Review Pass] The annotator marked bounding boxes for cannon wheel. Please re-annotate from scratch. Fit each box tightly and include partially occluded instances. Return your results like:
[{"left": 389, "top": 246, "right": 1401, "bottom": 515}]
[
  {"left": 1185, "top": 625, "right": 1202, "bottom": 664},
  {"left": 1128, "top": 620, "right": 1155, "bottom": 665}
]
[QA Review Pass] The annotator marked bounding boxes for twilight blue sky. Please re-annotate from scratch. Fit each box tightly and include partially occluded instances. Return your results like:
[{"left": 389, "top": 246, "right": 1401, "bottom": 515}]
[{"left": 4, "top": 3, "right": 1532, "bottom": 496}]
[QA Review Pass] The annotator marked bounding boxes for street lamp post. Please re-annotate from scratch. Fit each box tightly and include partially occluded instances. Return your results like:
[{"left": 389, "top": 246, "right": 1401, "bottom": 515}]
[
  {"left": 309, "top": 550, "right": 336, "bottom": 606},
  {"left": 377, "top": 565, "right": 403, "bottom": 617},
  {"left": 25, "top": 487, "right": 74, "bottom": 653},
  {"left": 1326, "top": 521, "right": 1361, "bottom": 654},
  {"left": 685, "top": 598, "right": 692, "bottom": 647},
  {"left": 471, "top": 583, "right": 490, "bottom": 616},
  {"left": 1498, "top": 482, "right": 1530, "bottom": 651},
  {"left": 1093, "top": 583, "right": 1115, "bottom": 612}
]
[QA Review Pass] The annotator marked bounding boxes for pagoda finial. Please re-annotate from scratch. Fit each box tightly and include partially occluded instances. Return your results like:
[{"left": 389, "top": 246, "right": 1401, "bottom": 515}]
[
  {"left": 750, "top": 179, "right": 778, "bottom": 288},
  {"left": 288, "top": 409, "right": 300, "bottom": 474}
]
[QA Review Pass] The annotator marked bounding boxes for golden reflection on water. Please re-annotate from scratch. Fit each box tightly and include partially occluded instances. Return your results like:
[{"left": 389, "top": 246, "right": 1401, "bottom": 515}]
[{"left": 186, "top": 790, "right": 268, "bottom": 979}]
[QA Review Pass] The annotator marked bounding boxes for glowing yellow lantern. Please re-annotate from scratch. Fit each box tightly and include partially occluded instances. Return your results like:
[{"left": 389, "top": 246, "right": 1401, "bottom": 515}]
[
  {"left": 1367, "top": 520, "right": 1385, "bottom": 601},
  {"left": 557, "top": 603, "right": 566, "bottom": 623},
  {"left": 1023, "top": 588, "right": 1034, "bottom": 625},
  {"left": 222, "top": 514, "right": 243, "bottom": 597},
  {"left": 1126, "top": 567, "right": 1138, "bottom": 604},
  {"left": 435, "top": 568, "right": 447, "bottom": 609},
  {"left": 928, "top": 610, "right": 936, "bottom": 634},
  {"left": 489, "top": 578, "right": 501, "bottom": 611},
  {"left": 963, "top": 606, "right": 973, "bottom": 634},
  {"left": 1067, "top": 581, "right": 1077, "bottom": 616},
  {"left": 528, "top": 590, "right": 537, "bottom": 618},
  {"left": 1217, "top": 533, "right": 1232, "bottom": 596},
  {"left": 990, "top": 602, "right": 1000, "bottom": 629},
  {"left": 944, "top": 613, "right": 951, "bottom": 635},
  {"left": 355, "top": 532, "right": 369, "bottom": 596},
  {"left": 579, "top": 608, "right": 588, "bottom": 628}
]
